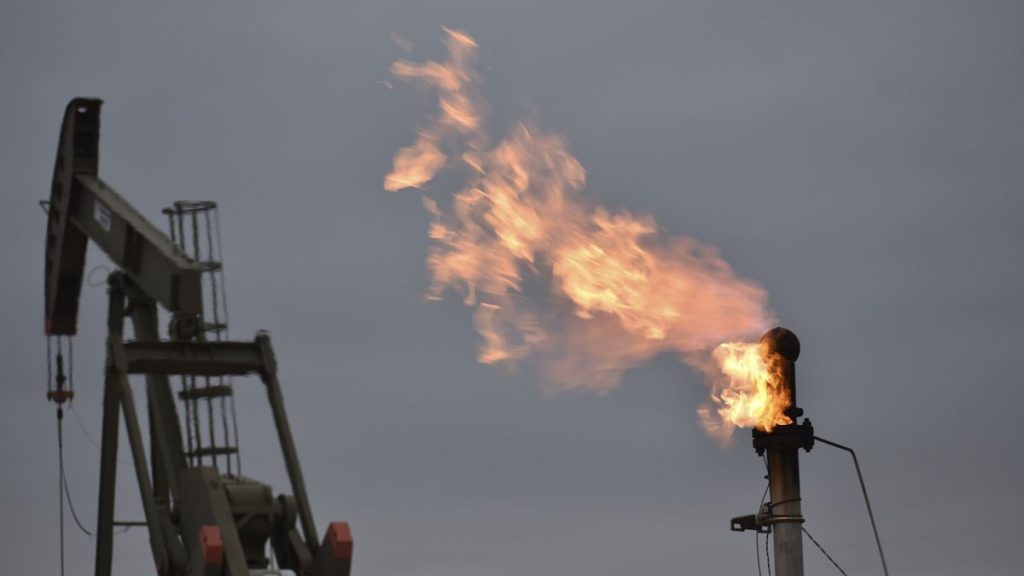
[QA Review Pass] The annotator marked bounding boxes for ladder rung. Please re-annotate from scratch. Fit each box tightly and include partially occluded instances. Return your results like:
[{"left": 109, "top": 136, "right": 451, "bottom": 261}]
[
  {"left": 178, "top": 385, "right": 233, "bottom": 400},
  {"left": 188, "top": 447, "right": 238, "bottom": 458}
]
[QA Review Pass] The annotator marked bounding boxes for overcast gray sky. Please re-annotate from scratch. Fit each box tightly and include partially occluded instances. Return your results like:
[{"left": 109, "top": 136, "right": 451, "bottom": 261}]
[{"left": 3, "top": 1, "right": 1023, "bottom": 574}]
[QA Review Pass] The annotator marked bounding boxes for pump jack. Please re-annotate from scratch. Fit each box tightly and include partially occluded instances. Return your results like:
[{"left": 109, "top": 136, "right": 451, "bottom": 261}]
[{"left": 44, "top": 98, "right": 353, "bottom": 576}]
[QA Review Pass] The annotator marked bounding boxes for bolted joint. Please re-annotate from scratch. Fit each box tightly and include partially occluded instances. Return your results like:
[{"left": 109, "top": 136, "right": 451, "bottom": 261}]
[{"left": 752, "top": 419, "right": 815, "bottom": 456}]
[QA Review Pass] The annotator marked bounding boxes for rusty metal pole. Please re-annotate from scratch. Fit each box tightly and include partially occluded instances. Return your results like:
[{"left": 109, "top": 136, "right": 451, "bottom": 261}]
[{"left": 755, "top": 328, "right": 813, "bottom": 576}]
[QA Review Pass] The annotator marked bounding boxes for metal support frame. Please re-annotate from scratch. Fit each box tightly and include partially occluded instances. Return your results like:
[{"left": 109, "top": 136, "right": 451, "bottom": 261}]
[
  {"left": 93, "top": 272, "right": 348, "bottom": 575},
  {"left": 96, "top": 275, "right": 176, "bottom": 575},
  {"left": 51, "top": 98, "right": 351, "bottom": 576},
  {"left": 128, "top": 290, "right": 188, "bottom": 503}
]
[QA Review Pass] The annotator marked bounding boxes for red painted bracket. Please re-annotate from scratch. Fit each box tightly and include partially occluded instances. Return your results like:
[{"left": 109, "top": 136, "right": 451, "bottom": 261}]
[
  {"left": 327, "top": 522, "right": 353, "bottom": 560},
  {"left": 200, "top": 525, "right": 224, "bottom": 566}
]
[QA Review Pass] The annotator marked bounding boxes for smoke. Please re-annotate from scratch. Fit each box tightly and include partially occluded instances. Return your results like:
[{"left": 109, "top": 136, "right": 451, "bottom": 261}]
[{"left": 384, "top": 29, "right": 774, "bottom": 400}]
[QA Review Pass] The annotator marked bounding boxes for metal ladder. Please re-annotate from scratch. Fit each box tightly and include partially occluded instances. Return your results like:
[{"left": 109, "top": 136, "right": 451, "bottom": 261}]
[{"left": 164, "top": 201, "right": 241, "bottom": 475}]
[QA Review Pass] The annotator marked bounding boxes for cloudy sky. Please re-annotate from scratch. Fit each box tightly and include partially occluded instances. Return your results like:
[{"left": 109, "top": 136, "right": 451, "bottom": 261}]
[{"left": 2, "top": 1, "right": 1022, "bottom": 574}]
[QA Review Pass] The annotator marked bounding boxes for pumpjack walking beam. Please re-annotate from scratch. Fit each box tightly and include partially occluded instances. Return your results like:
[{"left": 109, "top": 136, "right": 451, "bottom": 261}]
[{"left": 45, "top": 98, "right": 353, "bottom": 575}]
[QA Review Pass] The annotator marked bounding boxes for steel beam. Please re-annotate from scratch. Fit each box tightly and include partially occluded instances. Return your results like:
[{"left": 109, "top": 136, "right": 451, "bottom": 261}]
[
  {"left": 122, "top": 341, "right": 265, "bottom": 376},
  {"left": 70, "top": 174, "right": 203, "bottom": 316},
  {"left": 257, "top": 332, "right": 319, "bottom": 554},
  {"left": 130, "top": 295, "right": 187, "bottom": 502},
  {"left": 110, "top": 334, "right": 171, "bottom": 573},
  {"left": 94, "top": 276, "right": 125, "bottom": 576}
]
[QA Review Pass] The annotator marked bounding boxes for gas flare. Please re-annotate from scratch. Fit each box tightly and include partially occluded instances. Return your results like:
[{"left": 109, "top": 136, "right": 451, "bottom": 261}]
[
  {"left": 698, "top": 341, "right": 793, "bottom": 439},
  {"left": 385, "top": 29, "right": 789, "bottom": 440}
]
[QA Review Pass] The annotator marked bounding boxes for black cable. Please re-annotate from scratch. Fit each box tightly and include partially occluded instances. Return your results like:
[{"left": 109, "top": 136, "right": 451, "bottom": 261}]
[
  {"left": 802, "top": 525, "right": 848, "bottom": 575},
  {"left": 53, "top": 339, "right": 93, "bottom": 576},
  {"left": 68, "top": 404, "right": 131, "bottom": 466},
  {"left": 814, "top": 435, "right": 890, "bottom": 576},
  {"left": 86, "top": 265, "right": 114, "bottom": 287},
  {"left": 761, "top": 453, "right": 772, "bottom": 576},
  {"left": 58, "top": 410, "right": 65, "bottom": 576},
  {"left": 755, "top": 480, "right": 769, "bottom": 575},
  {"left": 755, "top": 532, "right": 762, "bottom": 576},
  {"left": 60, "top": 447, "right": 93, "bottom": 537},
  {"left": 768, "top": 497, "right": 801, "bottom": 510},
  {"left": 68, "top": 338, "right": 74, "bottom": 393},
  {"left": 68, "top": 403, "right": 102, "bottom": 452}
]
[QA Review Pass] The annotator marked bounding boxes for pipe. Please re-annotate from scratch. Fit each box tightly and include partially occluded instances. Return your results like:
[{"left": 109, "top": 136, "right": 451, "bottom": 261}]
[{"left": 760, "top": 327, "right": 805, "bottom": 576}]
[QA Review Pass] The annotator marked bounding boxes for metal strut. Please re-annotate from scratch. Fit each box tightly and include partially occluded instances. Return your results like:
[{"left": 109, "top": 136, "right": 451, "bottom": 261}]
[
  {"left": 813, "top": 436, "right": 889, "bottom": 576},
  {"left": 95, "top": 273, "right": 353, "bottom": 575}
]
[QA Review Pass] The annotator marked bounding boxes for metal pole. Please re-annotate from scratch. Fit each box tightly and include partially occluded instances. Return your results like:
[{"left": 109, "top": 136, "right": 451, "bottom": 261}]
[
  {"left": 767, "top": 446, "right": 804, "bottom": 576},
  {"left": 760, "top": 327, "right": 805, "bottom": 576}
]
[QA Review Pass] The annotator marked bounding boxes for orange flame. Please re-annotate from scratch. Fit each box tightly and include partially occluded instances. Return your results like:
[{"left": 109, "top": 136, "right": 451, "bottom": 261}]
[
  {"left": 385, "top": 29, "right": 788, "bottom": 440},
  {"left": 698, "top": 341, "right": 792, "bottom": 440}
]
